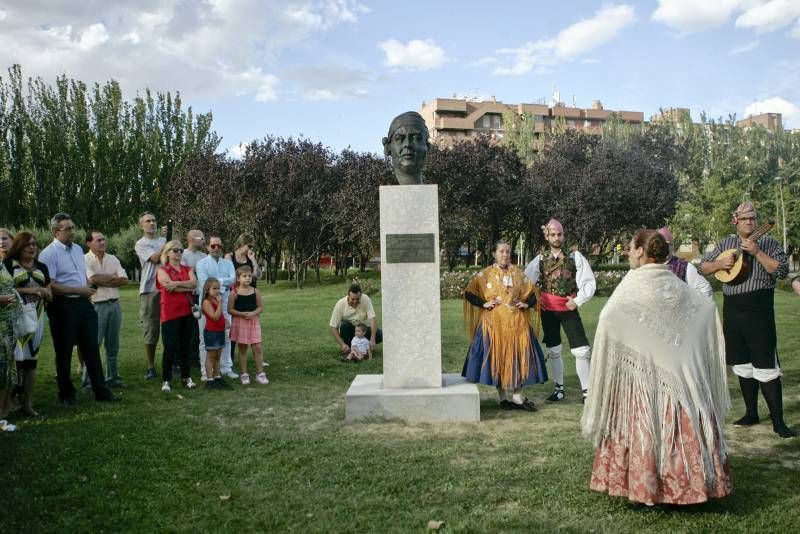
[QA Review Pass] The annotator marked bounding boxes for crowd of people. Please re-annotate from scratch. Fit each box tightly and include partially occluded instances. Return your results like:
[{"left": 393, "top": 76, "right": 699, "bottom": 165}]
[
  {"left": 0, "top": 200, "right": 797, "bottom": 509},
  {"left": 0, "top": 212, "right": 271, "bottom": 432}
]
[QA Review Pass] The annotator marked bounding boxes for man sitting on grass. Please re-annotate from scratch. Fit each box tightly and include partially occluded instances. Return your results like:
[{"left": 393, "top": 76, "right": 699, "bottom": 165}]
[{"left": 329, "top": 284, "right": 381, "bottom": 358}]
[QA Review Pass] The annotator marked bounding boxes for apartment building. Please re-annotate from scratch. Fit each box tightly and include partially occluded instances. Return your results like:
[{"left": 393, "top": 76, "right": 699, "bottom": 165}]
[
  {"left": 419, "top": 96, "right": 645, "bottom": 146},
  {"left": 735, "top": 112, "right": 783, "bottom": 131}
]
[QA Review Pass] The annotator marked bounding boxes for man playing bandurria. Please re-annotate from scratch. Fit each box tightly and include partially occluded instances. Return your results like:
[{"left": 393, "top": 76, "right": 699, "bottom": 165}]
[
  {"left": 701, "top": 202, "right": 794, "bottom": 438},
  {"left": 524, "top": 219, "right": 596, "bottom": 403}
]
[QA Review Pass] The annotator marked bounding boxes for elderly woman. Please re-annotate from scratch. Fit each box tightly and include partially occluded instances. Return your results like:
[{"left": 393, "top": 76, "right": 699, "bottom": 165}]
[
  {"left": 462, "top": 240, "right": 547, "bottom": 411},
  {"left": 582, "top": 229, "right": 731, "bottom": 506},
  {"left": 0, "top": 228, "right": 18, "bottom": 431},
  {"left": 3, "top": 232, "right": 52, "bottom": 418},
  {"left": 156, "top": 240, "right": 198, "bottom": 392}
]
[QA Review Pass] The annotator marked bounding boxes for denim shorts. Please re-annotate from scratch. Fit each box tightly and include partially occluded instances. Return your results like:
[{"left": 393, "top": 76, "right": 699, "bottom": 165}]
[{"left": 204, "top": 330, "right": 225, "bottom": 350}]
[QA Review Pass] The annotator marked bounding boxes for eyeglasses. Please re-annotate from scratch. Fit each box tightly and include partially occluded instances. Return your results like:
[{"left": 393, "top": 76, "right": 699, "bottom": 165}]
[
  {"left": 738, "top": 217, "right": 756, "bottom": 222},
  {"left": 209, "top": 244, "right": 222, "bottom": 249},
  {"left": 171, "top": 248, "right": 184, "bottom": 253}
]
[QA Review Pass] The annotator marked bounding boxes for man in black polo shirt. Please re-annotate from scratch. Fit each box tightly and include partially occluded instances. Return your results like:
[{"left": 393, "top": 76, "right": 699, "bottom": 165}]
[{"left": 701, "top": 202, "right": 793, "bottom": 437}]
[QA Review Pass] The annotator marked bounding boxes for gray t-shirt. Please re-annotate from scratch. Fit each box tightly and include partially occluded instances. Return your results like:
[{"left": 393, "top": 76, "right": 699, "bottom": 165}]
[
  {"left": 181, "top": 249, "right": 208, "bottom": 270},
  {"left": 135, "top": 236, "right": 166, "bottom": 294}
]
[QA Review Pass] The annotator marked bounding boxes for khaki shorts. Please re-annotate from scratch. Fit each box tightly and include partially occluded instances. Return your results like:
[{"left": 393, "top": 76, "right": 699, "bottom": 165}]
[{"left": 139, "top": 292, "right": 161, "bottom": 345}]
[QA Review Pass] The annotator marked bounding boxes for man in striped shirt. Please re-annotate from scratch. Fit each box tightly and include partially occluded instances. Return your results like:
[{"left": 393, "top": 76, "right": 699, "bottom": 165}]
[{"left": 701, "top": 202, "right": 794, "bottom": 438}]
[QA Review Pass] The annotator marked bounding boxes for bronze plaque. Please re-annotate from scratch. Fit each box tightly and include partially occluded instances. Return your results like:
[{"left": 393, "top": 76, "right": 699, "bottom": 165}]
[{"left": 385, "top": 233, "right": 435, "bottom": 263}]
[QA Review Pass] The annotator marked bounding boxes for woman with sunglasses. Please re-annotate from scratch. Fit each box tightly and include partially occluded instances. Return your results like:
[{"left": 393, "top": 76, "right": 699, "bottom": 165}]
[
  {"left": 156, "top": 240, "right": 198, "bottom": 392},
  {"left": 3, "top": 232, "right": 52, "bottom": 418}
]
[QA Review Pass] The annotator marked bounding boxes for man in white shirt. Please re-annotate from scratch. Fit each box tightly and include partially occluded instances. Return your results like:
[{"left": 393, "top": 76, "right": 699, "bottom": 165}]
[
  {"left": 84, "top": 230, "right": 129, "bottom": 388},
  {"left": 524, "top": 219, "right": 596, "bottom": 403},
  {"left": 134, "top": 212, "right": 165, "bottom": 380},
  {"left": 329, "top": 283, "right": 382, "bottom": 355},
  {"left": 657, "top": 227, "right": 713, "bottom": 298}
]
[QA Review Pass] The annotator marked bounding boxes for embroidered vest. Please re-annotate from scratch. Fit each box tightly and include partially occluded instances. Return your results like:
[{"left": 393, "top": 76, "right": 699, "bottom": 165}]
[
  {"left": 666, "top": 255, "right": 688, "bottom": 282},
  {"left": 538, "top": 250, "right": 578, "bottom": 297}
]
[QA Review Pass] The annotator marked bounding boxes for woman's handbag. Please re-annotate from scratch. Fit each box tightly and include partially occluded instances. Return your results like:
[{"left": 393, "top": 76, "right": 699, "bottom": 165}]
[{"left": 12, "top": 291, "right": 38, "bottom": 338}]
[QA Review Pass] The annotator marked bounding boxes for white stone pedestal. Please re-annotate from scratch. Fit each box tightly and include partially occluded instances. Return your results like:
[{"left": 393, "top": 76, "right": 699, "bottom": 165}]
[
  {"left": 345, "top": 374, "right": 480, "bottom": 423},
  {"left": 344, "top": 185, "right": 480, "bottom": 423}
]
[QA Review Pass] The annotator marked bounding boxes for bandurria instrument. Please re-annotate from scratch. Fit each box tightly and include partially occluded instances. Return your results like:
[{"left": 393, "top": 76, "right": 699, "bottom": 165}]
[{"left": 714, "top": 220, "right": 775, "bottom": 284}]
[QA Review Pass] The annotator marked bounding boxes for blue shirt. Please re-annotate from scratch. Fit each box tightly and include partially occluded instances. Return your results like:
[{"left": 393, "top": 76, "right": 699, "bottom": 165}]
[{"left": 39, "top": 239, "right": 88, "bottom": 288}]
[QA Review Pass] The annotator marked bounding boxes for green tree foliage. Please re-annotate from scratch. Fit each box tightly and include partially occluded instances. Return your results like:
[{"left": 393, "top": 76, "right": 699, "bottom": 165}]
[{"left": 0, "top": 64, "right": 219, "bottom": 232}]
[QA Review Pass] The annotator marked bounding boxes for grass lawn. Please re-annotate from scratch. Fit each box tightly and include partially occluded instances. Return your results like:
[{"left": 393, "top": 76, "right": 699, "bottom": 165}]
[{"left": 5, "top": 275, "right": 800, "bottom": 533}]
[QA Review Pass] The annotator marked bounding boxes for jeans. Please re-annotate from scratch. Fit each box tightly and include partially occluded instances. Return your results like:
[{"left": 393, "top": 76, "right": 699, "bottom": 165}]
[{"left": 83, "top": 300, "right": 122, "bottom": 386}]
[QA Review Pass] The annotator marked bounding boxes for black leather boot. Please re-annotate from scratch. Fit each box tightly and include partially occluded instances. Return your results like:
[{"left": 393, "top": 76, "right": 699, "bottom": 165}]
[
  {"left": 733, "top": 376, "right": 760, "bottom": 426},
  {"left": 760, "top": 378, "right": 797, "bottom": 438}
]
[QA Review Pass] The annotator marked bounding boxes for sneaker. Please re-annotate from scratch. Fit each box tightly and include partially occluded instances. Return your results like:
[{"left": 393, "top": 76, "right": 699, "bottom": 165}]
[
  {"left": 214, "top": 377, "right": 231, "bottom": 389},
  {"left": 0, "top": 420, "right": 17, "bottom": 432},
  {"left": 255, "top": 372, "right": 269, "bottom": 385},
  {"left": 200, "top": 370, "right": 208, "bottom": 382},
  {"left": 183, "top": 377, "right": 197, "bottom": 389},
  {"left": 145, "top": 368, "right": 157, "bottom": 380},
  {"left": 161, "top": 381, "right": 171, "bottom": 393},
  {"left": 224, "top": 370, "right": 239, "bottom": 379},
  {"left": 240, "top": 373, "right": 250, "bottom": 385}
]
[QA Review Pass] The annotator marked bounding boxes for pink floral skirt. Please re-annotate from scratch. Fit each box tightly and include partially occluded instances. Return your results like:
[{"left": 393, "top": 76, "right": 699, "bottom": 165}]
[
  {"left": 230, "top": 316, "right": 262, "bottom": 345},
  {"left": 590, "top": 407, "right": 732, "bottom": 505}
]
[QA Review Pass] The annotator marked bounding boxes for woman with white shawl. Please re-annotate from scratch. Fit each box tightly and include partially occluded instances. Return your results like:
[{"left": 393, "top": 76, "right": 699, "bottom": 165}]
[{"left": 581, "top": 229, "right": 732, "bottom": 505}]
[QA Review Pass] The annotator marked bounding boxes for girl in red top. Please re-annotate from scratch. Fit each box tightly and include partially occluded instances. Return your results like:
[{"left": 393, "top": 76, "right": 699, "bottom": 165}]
[
  {"left": 201, "top": 278, "right": 227, "bottom": 388},
  {"left": 156, "top": 240, "right": 197, "bottom": 392}
]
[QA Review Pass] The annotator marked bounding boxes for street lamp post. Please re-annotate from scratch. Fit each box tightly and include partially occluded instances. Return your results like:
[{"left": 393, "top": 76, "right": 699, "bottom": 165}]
[{"left": 774, "top": 176, "right": 787, "bottom": 252}]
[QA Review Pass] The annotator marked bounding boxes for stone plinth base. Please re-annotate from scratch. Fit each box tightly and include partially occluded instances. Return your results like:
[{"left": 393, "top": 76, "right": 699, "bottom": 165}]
[{"left": 345, "top": 373, "right": 480, "bottom": 423}]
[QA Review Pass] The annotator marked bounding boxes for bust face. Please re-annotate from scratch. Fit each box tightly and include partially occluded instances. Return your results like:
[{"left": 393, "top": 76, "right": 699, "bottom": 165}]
[{"left": 387, "top": 124, "right": 428, "bottom": 181}]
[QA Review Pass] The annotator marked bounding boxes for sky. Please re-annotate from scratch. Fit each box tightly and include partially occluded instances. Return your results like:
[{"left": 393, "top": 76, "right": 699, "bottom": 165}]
[{"left": 1, "top": 0, "right": 799, "bottom": 156}]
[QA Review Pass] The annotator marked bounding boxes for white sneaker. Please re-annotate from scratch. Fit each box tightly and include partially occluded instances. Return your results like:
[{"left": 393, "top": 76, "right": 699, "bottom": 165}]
[
  {"left": 0, "top": 420, "right": 17, "bottom": 432},
  {"left": 161, "top": 381, "right": 171, "bottom": 393},
  {"left": 224, "top": 370, "right": 239, "bottom": 379},
  {"left": 183, "top": 377, "right": 197, "bottom": 389},
  {"left": 200, "top": 370, "right": 208, "bottom": 382}
]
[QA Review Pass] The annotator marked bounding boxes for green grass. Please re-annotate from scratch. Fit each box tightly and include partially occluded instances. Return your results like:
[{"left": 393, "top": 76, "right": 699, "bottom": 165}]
[{"left": 4, "top": 279, "right": 800, "bottom": 533}]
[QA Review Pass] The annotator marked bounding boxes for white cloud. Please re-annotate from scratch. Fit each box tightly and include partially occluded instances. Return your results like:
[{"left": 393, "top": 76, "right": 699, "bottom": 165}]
[
  {"left": 378, "top": 38, "right": 446, "bottom": 70},
  {"left": 735, "top": 0, "right": 800, "bottom": 33},
  {"left": 230, "top": 142, "right": 248, "bottom": 159},
  {"left": 651, "top": 0, "right": 741, "bottom": 33},
  {"left": 492, "top": 5, "right": 634, "bottom": 76},
  {"left": 282, "top": 65, "right": 372, "bottom": 100},
  {"left": 0, "top": 9, "right": 7, "bottom": 21},
  {"left": 744, "top": 96, "right": 800, "bottom": 125},
  {"left": 730, "top": 40, "right": 760, "bottom": 54},
  {"left": 0, "top": 0, "right": 368, "bottom": 103},
  {"left": 78, "top": 23, "right": 109, "bottom": 50}
]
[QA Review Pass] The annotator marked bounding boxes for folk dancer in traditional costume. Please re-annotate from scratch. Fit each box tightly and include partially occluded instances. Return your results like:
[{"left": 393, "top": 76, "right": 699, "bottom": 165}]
[
  {"left": 524, "top": 219, "right": 595, "bottom": 403},
  {"left": 700, "top": 202, "right": 794, "bottom": 438},
  {"left": 462, "top": 241, "right": 547, "bottom": 411},
  {"left": 657, "top": 227, "right": 712, "bottom": 297},
  {"left": 583, "top": 230, "right": 732, "bottom": 505}
]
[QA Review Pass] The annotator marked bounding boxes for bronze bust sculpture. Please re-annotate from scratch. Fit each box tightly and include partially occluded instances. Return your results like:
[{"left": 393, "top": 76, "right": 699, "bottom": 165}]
[{"left": 382, "top": 111, "right": 430, "bottom": 185}]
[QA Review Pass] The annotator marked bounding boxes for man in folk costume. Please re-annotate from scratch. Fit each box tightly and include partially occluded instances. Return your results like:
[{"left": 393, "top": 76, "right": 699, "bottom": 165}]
[
  {"left": 657, "top": 227, "right": 712, "bottom": 297},
  {"left": 462, "top": 241, "right": 548, "bottom": 411},
  {"left": 700, "top": 202, "right": 794, "bottom": 438},
  {"left": 524, "top": 219, "right": 595, "bottom": 403}
]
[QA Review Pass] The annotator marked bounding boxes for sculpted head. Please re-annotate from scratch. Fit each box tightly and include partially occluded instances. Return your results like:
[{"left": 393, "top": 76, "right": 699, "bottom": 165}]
[{"left": 382, "top": 112, "right": 430, "bottom": 185}]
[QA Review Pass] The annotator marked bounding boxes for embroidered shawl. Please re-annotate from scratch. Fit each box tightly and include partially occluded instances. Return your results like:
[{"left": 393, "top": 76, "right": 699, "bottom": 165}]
[
  {"left": 463, "top": 264, "right": 540, "bottom": 387},
  {"left": 581, "top": 263, "right": 730, "bottom": 486}
]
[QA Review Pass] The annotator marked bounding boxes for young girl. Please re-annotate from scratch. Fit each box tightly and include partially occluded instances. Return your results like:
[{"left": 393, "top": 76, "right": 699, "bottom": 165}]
[
  {"left": 201, "top": 278, "right": 227, "bottom": 388},
  {"left": 228, "top": 265, "right": 267, "bottom": 385}
]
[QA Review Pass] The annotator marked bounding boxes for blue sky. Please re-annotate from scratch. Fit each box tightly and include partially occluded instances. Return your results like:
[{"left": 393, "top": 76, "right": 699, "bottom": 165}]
[{"left": 1, "top": 0, "right": 799, "bottom": 155}]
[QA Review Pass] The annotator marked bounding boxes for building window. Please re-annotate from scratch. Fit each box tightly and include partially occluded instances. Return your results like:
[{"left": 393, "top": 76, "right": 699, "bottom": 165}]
[
  {"left": 482, "top": 115, "right": 491, "bottom": 128},
  {"left": 493, "top": 115, "right": 501, "bottom": 129}
]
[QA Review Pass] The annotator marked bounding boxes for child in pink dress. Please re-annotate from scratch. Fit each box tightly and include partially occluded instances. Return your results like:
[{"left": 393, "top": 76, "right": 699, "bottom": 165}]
[{"left": 228, "top": 265, "right": 267, "bottom": 385}]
